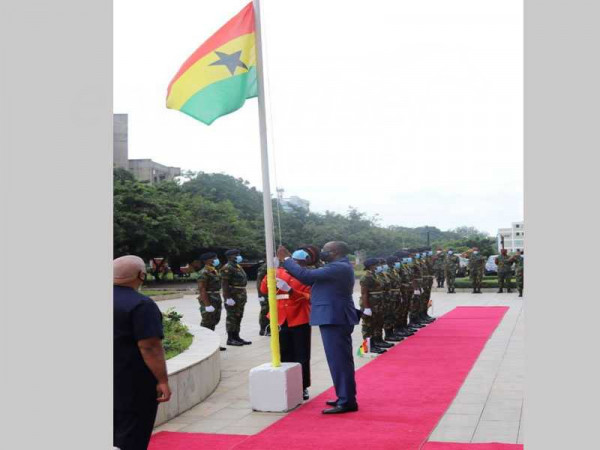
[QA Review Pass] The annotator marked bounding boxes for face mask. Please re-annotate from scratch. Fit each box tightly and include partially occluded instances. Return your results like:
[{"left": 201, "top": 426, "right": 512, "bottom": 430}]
[
  {"left": 235, "top": 255, "right": 243, "bottom": 263},
  {"left": 213, "top": 258, "right": 220, "bottom": 267},
  {"left": 375, "top": 266, "right": 383, "bottom": 273},
  {"left": 473, "top": 251, "right": 478, "bottom": 255},
  {"left": 406, "top": 258, "right": 413, "bottom": 264},
  {"left": 437, "top": 251, "right": 441, "bottom": 254},
  {"left": 448, "top": 251, "right": 453, "bottom": 255},
  {"left": 320, "top": 250, "right": 332, "bottom": 262},
  {"left": 394, "top": 262, "right": 401, "bottom": 269},
  {"left": 415, "top": 253, "right": 420, "bottom": 259},
  {"left": 382, "top": 264, "right": 389, "bottom": 272}
]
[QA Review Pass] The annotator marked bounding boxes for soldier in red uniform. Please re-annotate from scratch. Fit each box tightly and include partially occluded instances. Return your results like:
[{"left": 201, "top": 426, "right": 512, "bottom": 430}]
[{"left": 260, "top": 249, "right": 312, "bottom": 400}]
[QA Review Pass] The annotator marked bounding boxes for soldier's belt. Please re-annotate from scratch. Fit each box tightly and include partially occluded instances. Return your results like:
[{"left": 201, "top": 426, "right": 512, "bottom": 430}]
[
  {"left": 369, "top": 291, "right": 384, "bottom": 294},
  {"left": 230, "top": 286, "right": 247, "bottom": 290},
  {"left": 390, "top": 289, "right": 401, "bottom": 292},
  {"left": 207, "top": 290, "right": 221, "bottom": 294}
]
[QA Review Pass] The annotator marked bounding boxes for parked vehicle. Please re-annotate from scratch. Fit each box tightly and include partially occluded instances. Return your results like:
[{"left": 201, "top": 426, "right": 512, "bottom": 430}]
[
  {"left": 485, "top": 255, "right": 499, "bottom": 275},
  {"left": 457, "top": 256, "right": 469, "bottom": 277}
]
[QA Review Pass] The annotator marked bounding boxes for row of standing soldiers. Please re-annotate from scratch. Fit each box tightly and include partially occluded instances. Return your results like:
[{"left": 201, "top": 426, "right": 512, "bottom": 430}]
[{"left": 359, "top": 250, "right": 436, "bottom": 354}]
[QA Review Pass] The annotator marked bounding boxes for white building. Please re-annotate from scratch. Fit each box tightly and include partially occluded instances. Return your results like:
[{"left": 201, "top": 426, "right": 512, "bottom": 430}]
[{"left": 497, "top": 221, "right": 524, "bottom": 253}]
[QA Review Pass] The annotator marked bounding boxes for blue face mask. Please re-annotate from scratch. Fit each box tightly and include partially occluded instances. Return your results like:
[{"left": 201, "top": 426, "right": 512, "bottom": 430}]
[
  {"left": 394, "top": 262, "right": 401, "bottom": 269},
  {"left": 235, "top": 255, "right": 243, "bottom": 263},
  {"left": 375, "top": 266, "right": 383, "bottom": 273},
  {"left": 406, "top": 257, "right": 413, "bottom": 264},
  {"left": 448, "top": 251, "right": 453, "bottom": 255},
  {"left": 382, "top": 264, "right": 389, "bottom": 272},
  {"left": 213, "top": 258, "right": 220, "bottom": 267}
]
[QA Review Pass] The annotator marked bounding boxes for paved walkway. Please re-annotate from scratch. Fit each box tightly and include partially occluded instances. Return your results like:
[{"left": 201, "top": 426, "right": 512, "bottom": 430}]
[{"left": 154, "top": 288, "right": 524, "bottom": 444}]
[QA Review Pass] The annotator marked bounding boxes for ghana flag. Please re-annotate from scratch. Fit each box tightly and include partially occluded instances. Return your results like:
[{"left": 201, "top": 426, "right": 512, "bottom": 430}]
[{"left": 166, "top": 2, "right": 257, "bottom": 125}]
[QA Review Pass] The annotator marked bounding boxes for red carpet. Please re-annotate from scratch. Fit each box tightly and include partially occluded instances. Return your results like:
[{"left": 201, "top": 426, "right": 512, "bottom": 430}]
[
  {"left": 423, "top": 443, "right": 523, "bottom": 450},
  {"left": 150, "top": 307, "right": 514, "bottom": 450}
]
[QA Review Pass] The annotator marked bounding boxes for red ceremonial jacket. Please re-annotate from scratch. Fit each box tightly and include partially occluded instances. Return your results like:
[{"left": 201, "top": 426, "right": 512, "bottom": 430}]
[{"left": 260, "top": 267, "right": 311, "bottom": 327}]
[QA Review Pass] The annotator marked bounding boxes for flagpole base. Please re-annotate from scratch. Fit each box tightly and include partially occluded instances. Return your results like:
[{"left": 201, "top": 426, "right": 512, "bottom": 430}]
[{"left": 249, "top": 362, "right": 303, "bottom": 412}]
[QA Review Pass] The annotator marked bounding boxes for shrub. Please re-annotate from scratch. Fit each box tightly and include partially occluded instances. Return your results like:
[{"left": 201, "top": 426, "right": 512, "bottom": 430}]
[{"left": 162, "top": 307, "right": 193, "bottom": 359}]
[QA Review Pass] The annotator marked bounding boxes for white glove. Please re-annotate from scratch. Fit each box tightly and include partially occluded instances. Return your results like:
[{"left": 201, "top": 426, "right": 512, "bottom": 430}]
[
  {"left": 413, "top": 290, "right": 420, "bottom": 295},
  {"left": 363, "top": 308, "right": 373, "bottom": 316},
  {"left": 276, "top": 278, "right": 292, "bottom": 292},
  {"left": 225, "top": 298, "right": 236, "bottom": 306},
  {"left": 205, "top": 305, "right": 215, "bottom": 313}
]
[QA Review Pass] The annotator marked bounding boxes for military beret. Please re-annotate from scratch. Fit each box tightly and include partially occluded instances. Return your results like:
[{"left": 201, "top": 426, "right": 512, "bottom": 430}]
[
  {"left": 363, "top": 258, "right": 379, "bottom": 269},
  {"left": 225, "top": 249, "right": 241, "bottom": 256},
  {"left": 386, "top": 256, "right": 399, "bottom": 265},
  {"left": 199, "top": 252, "right": 217, "bottom": 261},
  {"left": 395, "top": 251, "right": 410, "bottom": 258}
]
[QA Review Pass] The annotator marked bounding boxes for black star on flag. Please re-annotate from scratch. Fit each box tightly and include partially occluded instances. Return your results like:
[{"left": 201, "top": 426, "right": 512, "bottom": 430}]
[{"left": 209, "top": 50, "right": 248, "bottom": 76}]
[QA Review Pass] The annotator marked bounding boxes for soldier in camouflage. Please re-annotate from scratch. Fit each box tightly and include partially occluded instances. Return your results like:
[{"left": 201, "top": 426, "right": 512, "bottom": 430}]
[
  {"left": 495, "top": 249, "right": 514, "bottom": 293},
  {"left": 510, "top": 250, "right": 524, "bottom": 297},
  {"left": 433, "top": 248, "right": 446, "bottom": 288},
  {"left": 408, "top": 251, "right": 427, "bottom": 328},
  {"left": 421, "top": 250, "right": 436, "bottom": 321},
  {"left": 375, "top": 258, "right": 395, "bottom": 349},
  {"left": 465, "top": 248, "right": 486, "bottom": 293},
  {"left": 444, "top": 249, "right": 460, "bottom": 294},
  {"left": 256, "top": 262, "right": 270, "bottom": 336},
  {"left": 383, "top": 256, "right": 404, "bottom": 342},
  {"left": 360, "top": 258, "right": 387, "bottom": 354},
  {"left": 197, "top": 252, "right": 225, "bottom": 351},
  {"left": 221, "top": 249, "right": 252, "bottom": 346},
  {"left": 396, "top": 255, "right": 416, "bottom": 336}
]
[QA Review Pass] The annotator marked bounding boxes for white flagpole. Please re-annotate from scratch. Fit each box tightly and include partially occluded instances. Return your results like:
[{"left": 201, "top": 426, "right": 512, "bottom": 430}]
[{"left": 253, "top": 0, "right": 281, "bottom": 367}]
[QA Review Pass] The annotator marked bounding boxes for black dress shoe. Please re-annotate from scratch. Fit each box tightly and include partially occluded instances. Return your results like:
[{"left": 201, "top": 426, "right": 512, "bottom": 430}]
[
  {"left": 322, "top": 404, "right": 358, "bottom": 414},
  {"left": 238, "top": 336, "right": 252, "bottom": 345},
  {"left": 227, "top": 338, "right": 244, "bottom": 346},
  {"left": 325, "top": 400, "right": 338, "bottom": 407},
  {"left": 219, "top": 347, "right": 227, "bottom": 351},
  {"left": 376, "top": 340, "right": 393, "bottom": 348},
  {"left": 303, "top": 389, "right": 309, "bottom": 400},
  {"left": 385, "top": 335, "right": 403, "bottom": 342},
  {"left": 259, "top": 329, "right": 266, "bottom": 336}
]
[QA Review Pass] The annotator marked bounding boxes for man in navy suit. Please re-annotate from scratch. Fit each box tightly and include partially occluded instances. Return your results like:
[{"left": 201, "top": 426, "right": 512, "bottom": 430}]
[{"left": 277, "top": 241, "right": 359, "bottom": 414}]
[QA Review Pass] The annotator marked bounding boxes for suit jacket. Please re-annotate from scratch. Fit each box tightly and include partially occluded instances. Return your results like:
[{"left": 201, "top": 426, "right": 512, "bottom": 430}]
[{"left": 283, "top": 257, "right": 359, "bottom": 326}]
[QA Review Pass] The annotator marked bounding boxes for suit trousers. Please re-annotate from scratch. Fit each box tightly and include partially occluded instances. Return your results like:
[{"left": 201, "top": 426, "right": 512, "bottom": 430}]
[{"left": 319, "top": 324, "right": 357, "bottom": 408}]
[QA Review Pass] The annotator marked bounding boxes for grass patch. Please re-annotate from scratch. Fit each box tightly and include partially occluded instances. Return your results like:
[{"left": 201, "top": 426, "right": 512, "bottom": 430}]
[
  {"left": 454, "top": 277, "right": 516, "bottom": 289},
  {"left": 141, "top": 289, "right": 182, "bottom": 297},
  {"left": 162, "top": 308, "right": 193, "bottom": 360}
]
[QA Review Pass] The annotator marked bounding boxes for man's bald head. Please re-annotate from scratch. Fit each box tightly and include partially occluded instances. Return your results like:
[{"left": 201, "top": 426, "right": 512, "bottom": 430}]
[
  {"left": 322, "top": 241, "right": 350, "bottom": 261},
  {"left": 114, "top": 255, "right": 146, "bottom": 288}
]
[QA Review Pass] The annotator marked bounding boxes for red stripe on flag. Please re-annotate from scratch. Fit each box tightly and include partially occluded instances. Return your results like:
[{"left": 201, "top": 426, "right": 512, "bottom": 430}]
[{"left": 167, "top": 2, "right": 255, "bottom": 95}]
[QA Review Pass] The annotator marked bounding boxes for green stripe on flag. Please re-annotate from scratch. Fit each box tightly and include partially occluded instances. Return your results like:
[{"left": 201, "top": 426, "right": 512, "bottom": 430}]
[{"left": 179, "top": 66, "right": 258, "bottom": 125}]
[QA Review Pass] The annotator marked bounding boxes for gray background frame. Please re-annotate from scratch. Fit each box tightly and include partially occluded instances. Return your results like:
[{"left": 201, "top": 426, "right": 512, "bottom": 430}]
[{"left": 1, "top": 0, "right": 599, "bottom": 448}]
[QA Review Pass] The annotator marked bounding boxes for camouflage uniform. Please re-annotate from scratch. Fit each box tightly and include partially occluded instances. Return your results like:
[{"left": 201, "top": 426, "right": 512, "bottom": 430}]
[
  {"left": 384, "top": 268, "right": 402, "bottom": 339},
  {"left": 198, "top": 266, "right": 222, "bottom": 330},
  {"left": 467, "top": 253, "right": 486, "bottom": 293},
  {"left": 220, "top": 261, "right": 248, "bottom": 334},
  {"left": 360, "top": 269, "right": 386, "bottom": 341},
  {"left": 398, "top": 263, "right": 413, "bottom": 331},
  {"left": 422, "top": 255, "right": 435, "bottom": 314},
  {"left": 444, "top": 254, "right": 460, "bottom": 293},
  {"left": 409, "top": 259, "right": 423, "bottom": 322},
  {"left": 513, "top": 255, "right": 524, "bottom": 296},
  {"left": 256, "top": 263, "right": 269, "bottom": 333},
  {"left": 433, "top": 253, "right": 446, "bottom": 287},
  {"left": 496, "top": 254, "right": 514, "bottom": 292}
]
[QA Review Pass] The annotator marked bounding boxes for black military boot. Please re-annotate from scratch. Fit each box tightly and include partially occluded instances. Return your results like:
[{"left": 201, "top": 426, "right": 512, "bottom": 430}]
[
  {"left": 507, "top": 288, "right": 513, "bottom": 293},
  {"left": 259, "top": 327, "right": 266, "bottom": 336},
  {"left": 497, "top": 288, "right": 503, "bottom": 293},
  {"left": 385, "top": 329, "right": 403, "bottom": 342},
  {"left": 374, "top": 337, "right": 394, "bottom": 348},
  {"left": 227, "top": 332, "right": 244, "bottom": 346},
  {"left": 519, "top": 290, "right": 523, "bottom": 297},
  {"left": 394, "top": 327, "right": 413, "bottom": 337},
  {"left": 236, "top": 332, "right": 252, "bottom": 345},
  {"left": 369, "top": 344, "right": 387, "bottom": 354}
]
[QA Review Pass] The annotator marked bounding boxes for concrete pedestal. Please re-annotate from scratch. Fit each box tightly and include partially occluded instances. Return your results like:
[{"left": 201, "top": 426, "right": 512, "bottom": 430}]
[{"left": 249, "top": 362, "right": 303, "bottom": 412}]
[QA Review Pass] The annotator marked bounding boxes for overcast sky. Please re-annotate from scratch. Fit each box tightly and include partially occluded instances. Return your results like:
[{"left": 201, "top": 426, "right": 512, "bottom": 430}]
[{"left": 114, "top": 0, "right": 523, "bottom": 236}]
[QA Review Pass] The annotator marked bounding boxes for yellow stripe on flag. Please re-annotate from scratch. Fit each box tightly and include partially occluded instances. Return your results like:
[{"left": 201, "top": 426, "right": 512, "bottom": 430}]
[{"left": 167, "top": 33, "right": 256, "bottom": 110}]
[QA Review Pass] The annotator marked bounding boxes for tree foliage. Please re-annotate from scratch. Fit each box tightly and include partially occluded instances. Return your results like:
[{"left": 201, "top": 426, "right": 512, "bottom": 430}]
[{"left": 114, "top": 170, "right": 495, "bottom": 265}]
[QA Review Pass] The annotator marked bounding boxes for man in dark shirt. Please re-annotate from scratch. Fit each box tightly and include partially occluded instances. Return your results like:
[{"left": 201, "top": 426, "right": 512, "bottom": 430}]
[{"left": 113, "top": 255, "right": 171, "bottom": 450}]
